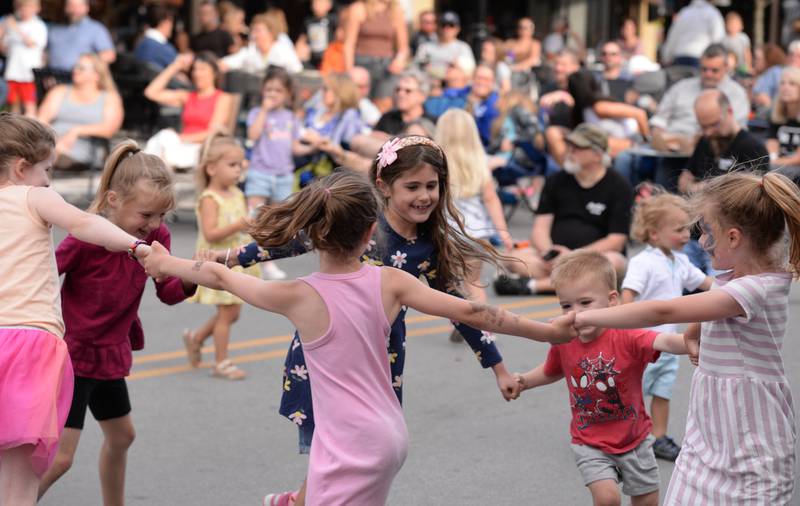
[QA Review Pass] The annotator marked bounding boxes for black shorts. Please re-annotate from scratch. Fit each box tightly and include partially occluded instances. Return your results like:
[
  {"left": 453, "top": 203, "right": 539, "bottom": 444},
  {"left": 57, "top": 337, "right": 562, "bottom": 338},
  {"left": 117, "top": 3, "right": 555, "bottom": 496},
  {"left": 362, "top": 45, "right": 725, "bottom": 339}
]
[{"left": 64, "top": 377, "right": 132, "bottom": 429}]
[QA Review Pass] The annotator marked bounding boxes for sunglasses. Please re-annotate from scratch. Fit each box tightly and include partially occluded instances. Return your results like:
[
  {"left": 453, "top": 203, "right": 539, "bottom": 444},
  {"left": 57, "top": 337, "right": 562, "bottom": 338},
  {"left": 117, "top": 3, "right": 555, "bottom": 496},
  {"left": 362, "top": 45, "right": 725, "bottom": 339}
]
[{"left": 440, "top": 23, "right": 457, "bottom": 28}]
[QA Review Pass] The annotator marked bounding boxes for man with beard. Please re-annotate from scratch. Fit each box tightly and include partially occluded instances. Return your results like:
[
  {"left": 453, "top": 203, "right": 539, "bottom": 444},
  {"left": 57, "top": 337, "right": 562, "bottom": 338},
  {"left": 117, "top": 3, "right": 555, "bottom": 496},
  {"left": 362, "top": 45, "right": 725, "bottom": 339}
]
[
  {"left": 678, "top": 89, "right": 768, "bottom": 194},
  {"left": 678, "top": 89, "right": 768, "bottom": 273},
  {"left": 495, "top": 124, "right": 633, "bottom": 295}
]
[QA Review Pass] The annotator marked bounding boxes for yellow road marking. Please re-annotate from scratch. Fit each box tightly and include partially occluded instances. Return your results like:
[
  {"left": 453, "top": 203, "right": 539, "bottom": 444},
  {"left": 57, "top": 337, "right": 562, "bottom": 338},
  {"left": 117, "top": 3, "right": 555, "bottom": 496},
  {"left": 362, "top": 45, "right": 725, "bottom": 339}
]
[
  {"left": 128, "top": 306, "right": 563, "bottom": 381},
  {"left": 132, "top": 297, "right": 558, "bottom": 365}
]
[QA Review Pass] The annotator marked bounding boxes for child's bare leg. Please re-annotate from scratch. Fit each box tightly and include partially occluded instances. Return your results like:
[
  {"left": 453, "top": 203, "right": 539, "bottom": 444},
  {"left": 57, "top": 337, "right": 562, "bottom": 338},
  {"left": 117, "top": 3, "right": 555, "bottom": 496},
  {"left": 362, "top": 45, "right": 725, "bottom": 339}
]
[
  {"left": 97, "top": 415, "right": 136, "bottom": 506},
  {"left": 650, "top": 396, "right": 669, "bottom": 438},
  {"left": 38, "top": 428, "right": 82, "bottom": 498},
  {"left": 631, "top": 490, "right": 659, "bottom": 506},
  {"left": 212, "top": 304, "right": 241, "bottom": 363},
  {"left": 192, "top": 313, "right": 218, "bottom": 347},
  {"left": 587, "top": 479, "right": 621, "bottom": 506},
  {"left": 294, "top": 478, "right": 307, "bottom": 506},
  {"left": 247, "top": 196, "right": 267, "bottom": 213},
  {"left": 0, "top": 445, "right": 39, "bottom": 506},
  {"left": 23, "top": 101, "right": 37, "bottom": 118}
]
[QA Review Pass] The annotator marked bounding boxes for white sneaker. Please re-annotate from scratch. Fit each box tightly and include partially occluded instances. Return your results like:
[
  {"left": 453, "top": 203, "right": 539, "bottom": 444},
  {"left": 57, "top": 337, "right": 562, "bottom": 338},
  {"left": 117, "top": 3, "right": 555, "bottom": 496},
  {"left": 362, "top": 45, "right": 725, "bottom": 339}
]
[{"left": 261, "top": 262, "right": 287, "bottom": 280}]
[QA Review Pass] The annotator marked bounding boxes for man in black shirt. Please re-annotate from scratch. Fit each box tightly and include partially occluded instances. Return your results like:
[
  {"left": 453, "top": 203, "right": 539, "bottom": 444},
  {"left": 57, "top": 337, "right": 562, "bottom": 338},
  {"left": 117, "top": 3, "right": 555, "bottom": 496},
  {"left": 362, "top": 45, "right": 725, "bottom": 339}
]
[
  {"left": 374, "top": 70, "right": 434, "bottom": 135},
  {"left": 190, "top": 1, "right": 234, "bottom": 58},
  {"left": 495, "top": 123, "right": 633, "bottom": 295},
  {"left": 679, "top": 89, "right": 768, "bottom": 194}
]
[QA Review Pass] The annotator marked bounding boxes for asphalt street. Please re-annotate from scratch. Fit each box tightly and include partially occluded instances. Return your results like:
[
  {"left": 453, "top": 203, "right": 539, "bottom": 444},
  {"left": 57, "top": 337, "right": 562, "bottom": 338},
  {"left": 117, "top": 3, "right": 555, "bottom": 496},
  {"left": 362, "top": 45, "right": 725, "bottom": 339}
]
[{"left": 39, "top": 209, "right": 800, "bottom": 506}]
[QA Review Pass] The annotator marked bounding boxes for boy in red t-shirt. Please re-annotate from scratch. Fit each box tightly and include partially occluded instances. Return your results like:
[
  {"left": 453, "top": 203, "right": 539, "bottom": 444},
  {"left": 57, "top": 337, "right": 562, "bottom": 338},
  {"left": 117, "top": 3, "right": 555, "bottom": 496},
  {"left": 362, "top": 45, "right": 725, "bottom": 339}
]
[{"left": 515, "top": 251, "right": 688, "bottom": 506}]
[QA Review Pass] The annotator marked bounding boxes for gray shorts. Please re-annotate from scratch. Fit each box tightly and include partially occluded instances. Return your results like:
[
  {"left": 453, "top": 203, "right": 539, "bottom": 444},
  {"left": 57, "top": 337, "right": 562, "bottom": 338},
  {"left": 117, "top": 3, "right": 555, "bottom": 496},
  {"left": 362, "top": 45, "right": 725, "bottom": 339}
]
[{"left": 571, "top": 434, "right": 659, "bottom": 497}]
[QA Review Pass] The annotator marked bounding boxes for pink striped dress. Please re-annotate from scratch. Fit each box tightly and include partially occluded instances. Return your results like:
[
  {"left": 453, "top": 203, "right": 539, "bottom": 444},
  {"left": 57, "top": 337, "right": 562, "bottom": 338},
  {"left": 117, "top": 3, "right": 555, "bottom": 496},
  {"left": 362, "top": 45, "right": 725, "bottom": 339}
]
[
  {"left": 300, "top": 264, "right": 409, "bottom": 505},
  {"left": 665, "top": 272, "right": 796, "bottom": 504}
]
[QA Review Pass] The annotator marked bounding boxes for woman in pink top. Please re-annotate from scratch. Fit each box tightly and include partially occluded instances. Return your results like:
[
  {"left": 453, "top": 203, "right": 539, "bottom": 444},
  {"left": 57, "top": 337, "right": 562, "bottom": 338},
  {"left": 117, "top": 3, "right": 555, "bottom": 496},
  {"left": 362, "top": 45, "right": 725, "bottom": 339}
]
[
  {"left": 38, "top": 141, "right": 196, "bottom": 505},
  {"left": 576, "top": 172, "right": 800, "bottom": 504},
  {"left": 143, "top": 170, "right": 577, "bottom": 505},
  {"left": 144, "top": 51, "right": 232, "bottom": 169},
  {"left": 0, "top": 114, "right": 149, "bottom": 506}
]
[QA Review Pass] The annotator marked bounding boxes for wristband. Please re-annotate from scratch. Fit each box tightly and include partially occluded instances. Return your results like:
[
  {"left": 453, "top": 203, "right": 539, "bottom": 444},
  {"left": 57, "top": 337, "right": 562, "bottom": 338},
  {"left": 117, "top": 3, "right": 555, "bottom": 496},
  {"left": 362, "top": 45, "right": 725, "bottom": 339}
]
[{"left": 127, "top": 240, "right": 148, "bottom": 259}]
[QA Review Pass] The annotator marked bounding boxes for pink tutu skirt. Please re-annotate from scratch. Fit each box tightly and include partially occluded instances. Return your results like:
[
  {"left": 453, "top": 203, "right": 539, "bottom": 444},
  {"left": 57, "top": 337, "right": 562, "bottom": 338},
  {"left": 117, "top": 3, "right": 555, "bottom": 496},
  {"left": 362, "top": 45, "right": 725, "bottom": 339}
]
[{"left": 0, "top": 327, "right": 73, "bottom": 476}]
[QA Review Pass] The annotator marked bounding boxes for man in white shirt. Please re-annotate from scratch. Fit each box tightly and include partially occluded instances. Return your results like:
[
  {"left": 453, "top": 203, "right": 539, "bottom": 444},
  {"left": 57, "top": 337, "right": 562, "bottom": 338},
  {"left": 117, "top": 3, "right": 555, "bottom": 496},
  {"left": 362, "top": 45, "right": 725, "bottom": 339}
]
[
  {"left": 661, "top": 0, "right": 725, "bottom": 67},
  {"left": 414, "top": 11, "right": 475, "bottom": 80}
]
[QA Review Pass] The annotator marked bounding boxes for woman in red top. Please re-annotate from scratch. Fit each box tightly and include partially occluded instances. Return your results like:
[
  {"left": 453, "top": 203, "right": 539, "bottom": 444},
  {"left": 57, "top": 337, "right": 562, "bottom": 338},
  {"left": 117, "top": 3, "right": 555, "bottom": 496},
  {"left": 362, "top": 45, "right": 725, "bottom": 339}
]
[
  {"left": 37, "top": 141, "right": 196, "bottom": 505},
  {"left": 144, "top": 51, "right": 232, "bottom": 170}
]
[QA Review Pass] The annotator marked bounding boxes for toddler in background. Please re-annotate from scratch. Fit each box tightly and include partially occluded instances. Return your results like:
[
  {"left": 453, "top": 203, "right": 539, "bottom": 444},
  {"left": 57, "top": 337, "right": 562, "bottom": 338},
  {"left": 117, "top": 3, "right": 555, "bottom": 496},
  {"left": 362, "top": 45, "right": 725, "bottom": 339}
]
[
  {"left": 622, "top": 192, "right": 711, "bottom": 462},
  {"left": 1, "top": 0, "right": 47, "bottom": 117}
]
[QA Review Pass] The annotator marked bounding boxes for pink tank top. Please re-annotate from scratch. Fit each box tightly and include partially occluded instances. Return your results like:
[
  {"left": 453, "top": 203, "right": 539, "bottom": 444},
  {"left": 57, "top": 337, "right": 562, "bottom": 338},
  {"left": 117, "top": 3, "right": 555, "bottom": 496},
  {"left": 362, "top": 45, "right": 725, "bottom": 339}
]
[
  {"left": 0, "top": 185, "right": 63, "bottom": 337},
  {"left": 300, "top": 264, "right": 408, "bottom": 505},
  {"left": 181, "top": 89, "right": 222, "bottom": 135}
]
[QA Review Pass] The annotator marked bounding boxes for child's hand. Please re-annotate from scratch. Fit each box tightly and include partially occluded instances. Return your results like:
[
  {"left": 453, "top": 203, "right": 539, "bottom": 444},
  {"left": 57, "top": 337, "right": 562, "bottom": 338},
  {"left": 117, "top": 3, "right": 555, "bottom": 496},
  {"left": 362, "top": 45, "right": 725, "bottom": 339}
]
[
  {"left": 513, "top": 373, "right": 529, "bottom": 392},
  {"left": 549, "top": 312, "right": 577, "bottom": 344},
  {"left": 142, "top": 241, "right": 170, "bottom": 281},
  {"left": 498, "top": 229, "right": 514, "bottom": 251},
  {"left": 134, "top": 244, "right": 152, "bottom": 261},
  {"left": 496, "top": 368, "right": 521, "bottom": 401}
]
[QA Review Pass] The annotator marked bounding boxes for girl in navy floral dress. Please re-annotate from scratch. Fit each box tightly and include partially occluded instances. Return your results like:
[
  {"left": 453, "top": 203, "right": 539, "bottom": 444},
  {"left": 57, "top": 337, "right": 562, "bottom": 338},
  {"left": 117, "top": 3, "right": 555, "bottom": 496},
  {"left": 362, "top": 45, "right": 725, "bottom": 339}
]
[{"left": 222, "top": 136, "right": 518, "bottom": 506}]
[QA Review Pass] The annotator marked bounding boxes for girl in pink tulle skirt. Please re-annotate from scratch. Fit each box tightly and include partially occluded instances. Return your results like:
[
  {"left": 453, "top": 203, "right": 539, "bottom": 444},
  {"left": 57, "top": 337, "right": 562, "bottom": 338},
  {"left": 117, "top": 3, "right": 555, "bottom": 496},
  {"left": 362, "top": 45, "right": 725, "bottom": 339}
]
[{"left": 0, "top": 113, "right": 149, "bottom": 506}]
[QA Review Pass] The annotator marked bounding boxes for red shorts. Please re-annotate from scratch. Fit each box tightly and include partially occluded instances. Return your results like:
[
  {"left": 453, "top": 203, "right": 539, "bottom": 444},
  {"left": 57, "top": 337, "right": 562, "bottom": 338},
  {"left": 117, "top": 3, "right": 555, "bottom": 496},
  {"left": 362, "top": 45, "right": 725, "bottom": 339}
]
[{"left": 7, "top": 81, "right": 37, "bottom": 105}]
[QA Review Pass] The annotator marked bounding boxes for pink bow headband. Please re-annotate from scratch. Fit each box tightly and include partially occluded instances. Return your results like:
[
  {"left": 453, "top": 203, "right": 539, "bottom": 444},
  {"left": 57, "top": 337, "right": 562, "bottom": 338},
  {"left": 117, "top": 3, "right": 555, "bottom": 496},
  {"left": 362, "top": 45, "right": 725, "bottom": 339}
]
[{"left": 375, "top": 136, "right": 441, "bottom": 178}]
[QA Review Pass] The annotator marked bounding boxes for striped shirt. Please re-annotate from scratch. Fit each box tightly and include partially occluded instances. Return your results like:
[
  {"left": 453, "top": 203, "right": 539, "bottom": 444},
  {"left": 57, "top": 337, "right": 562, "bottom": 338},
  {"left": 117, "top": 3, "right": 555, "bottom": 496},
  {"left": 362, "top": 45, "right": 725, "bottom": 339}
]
[{"left": 665, "top": 272, "right": 796, "bottom": 504}]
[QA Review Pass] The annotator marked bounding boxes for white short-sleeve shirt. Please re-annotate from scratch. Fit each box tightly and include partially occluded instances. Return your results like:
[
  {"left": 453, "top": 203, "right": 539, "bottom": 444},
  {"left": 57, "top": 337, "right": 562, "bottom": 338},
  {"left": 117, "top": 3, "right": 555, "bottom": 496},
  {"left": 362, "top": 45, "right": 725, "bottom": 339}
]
[{"left": 622, "top": 245, "right": 707, "bottom": 333}]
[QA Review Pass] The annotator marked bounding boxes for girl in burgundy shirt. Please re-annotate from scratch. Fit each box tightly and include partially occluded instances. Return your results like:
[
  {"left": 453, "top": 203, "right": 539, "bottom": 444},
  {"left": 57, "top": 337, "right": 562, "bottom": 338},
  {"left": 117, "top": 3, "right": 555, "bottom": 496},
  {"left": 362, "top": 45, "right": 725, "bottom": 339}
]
[{"left": 37, "top": 141, "right": 196, "bottom": 505}]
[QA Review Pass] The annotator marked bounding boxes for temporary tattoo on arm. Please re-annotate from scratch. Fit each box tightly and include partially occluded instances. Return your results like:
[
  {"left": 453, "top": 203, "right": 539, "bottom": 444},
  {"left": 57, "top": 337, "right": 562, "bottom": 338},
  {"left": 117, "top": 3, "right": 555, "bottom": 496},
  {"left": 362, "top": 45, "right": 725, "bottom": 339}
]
[
  {"left": 192, "top": 260, "right": 204, "bottom": 271},
  {"left": 468, "top": 302, "right": 509, "bottom": 328}
]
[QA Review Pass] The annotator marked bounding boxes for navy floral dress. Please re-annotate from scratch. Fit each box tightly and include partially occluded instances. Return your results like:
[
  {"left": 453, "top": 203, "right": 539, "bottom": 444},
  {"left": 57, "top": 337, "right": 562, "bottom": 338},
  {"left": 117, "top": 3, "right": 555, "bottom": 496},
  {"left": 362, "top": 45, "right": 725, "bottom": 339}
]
[{"left": 237, "top": 217, "right": 503, "bottom": 435}]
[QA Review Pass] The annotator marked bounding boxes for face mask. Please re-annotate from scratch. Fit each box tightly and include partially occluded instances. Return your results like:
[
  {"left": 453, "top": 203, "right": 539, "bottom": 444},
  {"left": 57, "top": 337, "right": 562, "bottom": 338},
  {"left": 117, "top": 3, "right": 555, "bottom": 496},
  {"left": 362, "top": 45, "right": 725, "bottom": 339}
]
[{"left": 563, "top": 158, "right": 582, "bottom": 174}]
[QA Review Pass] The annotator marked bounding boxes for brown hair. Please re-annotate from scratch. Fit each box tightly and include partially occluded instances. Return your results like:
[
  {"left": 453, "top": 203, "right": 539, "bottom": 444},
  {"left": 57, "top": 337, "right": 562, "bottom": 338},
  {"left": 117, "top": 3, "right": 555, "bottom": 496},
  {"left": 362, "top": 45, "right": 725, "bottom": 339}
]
[
  {"left": 323, "top": 72, "right": 359, "bottom": 113},
  {"left": 196, "top": 131, "right": 244, "bottom": 190},
  {"left": 250, "top": 171, "right": 379, "bottom": 257},
  {"left": 630, "top": 193, "right": 690, "bottom": 243},
  {"left": 762, "top": 43, "right": 786, "bottom": 68},
  {"left": 692, "top": 171, "right": 800, "bottom": 276},
  {"left": 368, "top": 136, "right": 509, "bottom": 290},
  {"left": 551, "top": 250, "right": 617, "bottom": 292},
  {"left": 89, "top": 139, "right": 175, "bottom": 214},
  {"left": 0, "top": 113, "right": 55, "bottom": 180}
]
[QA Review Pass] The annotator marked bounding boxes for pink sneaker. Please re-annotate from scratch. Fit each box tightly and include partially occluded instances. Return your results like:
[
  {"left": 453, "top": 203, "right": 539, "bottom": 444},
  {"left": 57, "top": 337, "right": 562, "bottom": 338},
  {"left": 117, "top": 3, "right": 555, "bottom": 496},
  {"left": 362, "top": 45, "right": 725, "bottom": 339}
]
[{"left": 263, "top": 491, "right": 298, "bottom": 506}]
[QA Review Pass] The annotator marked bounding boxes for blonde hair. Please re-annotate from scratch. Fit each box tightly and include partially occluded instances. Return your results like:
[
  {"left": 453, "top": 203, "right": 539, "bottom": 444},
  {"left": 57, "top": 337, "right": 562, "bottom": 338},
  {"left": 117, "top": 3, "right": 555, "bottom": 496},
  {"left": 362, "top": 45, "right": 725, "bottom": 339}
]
[
  {"left": 78, "top": 53, "right": 118, "bottom": 94},
  {"left": 264, "top": 7, "right": 288, "bottom": 35},
  {"left": 89, "top": 140, "right": 175, "bottom": 214},
  {"left": 630, "top": 193, "right": 690, "bottom": 243},
  {"left": 324, "top": 73, "right": 359, "bottom": 113},
  {"left": 0, "top": 113, "right": 55, "bottom": 180},
  {"left": 551, "top": 250, "right": 617, "bottom": 292},
  {"left": 434, "top": 109, "right": 489, "bottom": 199},
  {"left": 771, "top": 67, "right": 800, "bottom": 123},
  {"left": 692, "top": 171, "right": 800, "bottom": 276},
  {"left": 196, "top": 131, "right": 244, "bottom": 190}
]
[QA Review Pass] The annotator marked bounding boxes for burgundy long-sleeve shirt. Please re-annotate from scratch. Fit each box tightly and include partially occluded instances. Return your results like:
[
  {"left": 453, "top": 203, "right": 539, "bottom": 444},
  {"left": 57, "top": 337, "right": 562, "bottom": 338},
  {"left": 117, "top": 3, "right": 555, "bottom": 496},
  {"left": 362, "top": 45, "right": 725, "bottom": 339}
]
[{"left": 56, "top": 224, "right": 195, "bottom": 379}]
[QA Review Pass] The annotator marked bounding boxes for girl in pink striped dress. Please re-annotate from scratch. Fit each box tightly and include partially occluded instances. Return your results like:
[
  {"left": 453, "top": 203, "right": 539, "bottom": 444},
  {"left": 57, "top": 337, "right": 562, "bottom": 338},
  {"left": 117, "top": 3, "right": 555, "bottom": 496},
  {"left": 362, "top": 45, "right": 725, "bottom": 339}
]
[
  {"left": 141, "top": 170, "right": 577, "bottom": 505},
  {"left": 575, "top": 171, "right": 800, "bottom": 504}
]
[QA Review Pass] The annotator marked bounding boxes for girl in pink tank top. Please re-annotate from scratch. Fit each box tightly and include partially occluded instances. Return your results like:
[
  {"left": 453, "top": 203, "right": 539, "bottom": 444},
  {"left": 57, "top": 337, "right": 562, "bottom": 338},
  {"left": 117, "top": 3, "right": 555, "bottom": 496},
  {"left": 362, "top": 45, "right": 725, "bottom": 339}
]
[
  {"left": 0, "top": 114, "right": 150, "bottom": 506},
  {"left": 143, "top": 169, "right": 576, "bottom": 505}
]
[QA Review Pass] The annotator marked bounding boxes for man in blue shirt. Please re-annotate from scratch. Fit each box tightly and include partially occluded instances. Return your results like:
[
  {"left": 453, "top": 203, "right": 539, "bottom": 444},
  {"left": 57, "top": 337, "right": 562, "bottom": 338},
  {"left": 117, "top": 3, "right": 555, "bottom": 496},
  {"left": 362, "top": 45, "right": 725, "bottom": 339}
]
[
  {"left": 47, "top": 0, "right": 115, "bottom": 71},
  {"left": 467, "top": 64, "right": 500, "bottom": 148},
  {"left": 134, "top": 3, "right": 178, "bottom": 71}
]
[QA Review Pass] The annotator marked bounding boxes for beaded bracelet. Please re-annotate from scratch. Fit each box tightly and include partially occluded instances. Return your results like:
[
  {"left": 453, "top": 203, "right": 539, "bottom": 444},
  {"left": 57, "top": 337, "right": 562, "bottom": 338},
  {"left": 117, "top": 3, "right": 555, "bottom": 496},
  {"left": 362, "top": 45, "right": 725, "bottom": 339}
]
[{"left": 127, "top": 240, "right": 148, "bottom": 259}]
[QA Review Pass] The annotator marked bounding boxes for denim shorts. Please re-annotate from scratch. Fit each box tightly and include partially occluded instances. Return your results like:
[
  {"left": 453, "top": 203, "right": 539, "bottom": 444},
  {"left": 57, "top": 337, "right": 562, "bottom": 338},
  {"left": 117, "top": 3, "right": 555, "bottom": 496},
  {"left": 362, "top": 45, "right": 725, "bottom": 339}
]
[
  {"left": 571, "top": 434, "right": 659, "bottom": 497},
  {"left": 642, "top": 352, "right": 680, "bottom": 400},
  {"left": 245, "top": 170, "right": 293, "bottom": 202}
]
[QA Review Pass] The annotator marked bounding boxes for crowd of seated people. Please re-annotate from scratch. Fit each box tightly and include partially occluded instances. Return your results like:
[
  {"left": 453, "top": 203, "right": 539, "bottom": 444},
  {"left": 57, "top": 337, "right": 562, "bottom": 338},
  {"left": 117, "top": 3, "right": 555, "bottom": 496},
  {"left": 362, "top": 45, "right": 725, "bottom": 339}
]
[{"left": 7, "top": 0, "right": 799, "bottom": 295}]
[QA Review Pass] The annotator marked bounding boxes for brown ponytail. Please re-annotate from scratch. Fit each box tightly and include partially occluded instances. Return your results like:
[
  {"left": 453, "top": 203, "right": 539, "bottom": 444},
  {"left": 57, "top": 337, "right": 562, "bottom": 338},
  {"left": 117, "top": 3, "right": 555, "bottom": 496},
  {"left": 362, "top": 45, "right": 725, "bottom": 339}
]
[
  {"left": 89, "top": 139, "right": 175, "bottom": 214},
  {"left": 0, "top": 113, "right": 55, "bottom": 180},
  {"left": 249, "top": 171, "right": 380, "bottom": 257}
]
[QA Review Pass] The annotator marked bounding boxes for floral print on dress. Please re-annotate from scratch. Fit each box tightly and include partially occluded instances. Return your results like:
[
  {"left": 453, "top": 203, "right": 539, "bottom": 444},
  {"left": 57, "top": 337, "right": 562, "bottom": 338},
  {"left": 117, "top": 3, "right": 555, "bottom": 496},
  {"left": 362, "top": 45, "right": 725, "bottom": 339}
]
[
  {"left": 289, "top": 411, "right": 307, "bottom": 425},
  {"left": 238, "top": 217, "right": 504, "bottom": 428}
]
